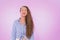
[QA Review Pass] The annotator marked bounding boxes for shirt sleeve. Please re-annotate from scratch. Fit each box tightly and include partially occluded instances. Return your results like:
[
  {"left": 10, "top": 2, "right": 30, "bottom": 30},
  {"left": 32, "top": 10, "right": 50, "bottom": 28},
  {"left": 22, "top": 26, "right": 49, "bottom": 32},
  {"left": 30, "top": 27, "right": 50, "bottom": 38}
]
[
  {"left": 30, "top": 33, "right": 34, "bottom": 40},
  {"left": 11, "top": 21, "right": 16, "bottom": 40}
]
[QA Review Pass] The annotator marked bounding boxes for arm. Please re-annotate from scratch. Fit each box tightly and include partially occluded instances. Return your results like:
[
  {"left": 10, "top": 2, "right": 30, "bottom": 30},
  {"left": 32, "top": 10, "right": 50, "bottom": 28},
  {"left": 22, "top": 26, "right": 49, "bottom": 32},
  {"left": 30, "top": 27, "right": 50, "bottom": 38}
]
[
  {"left": 30, "top": 34, "right": 34, "bottom": 40},
  {"left": 22, "top": 34, "right": 34, "bottom": 40},
  {"left": 11, "top": 22, "right": 16, "bottom": 40}
]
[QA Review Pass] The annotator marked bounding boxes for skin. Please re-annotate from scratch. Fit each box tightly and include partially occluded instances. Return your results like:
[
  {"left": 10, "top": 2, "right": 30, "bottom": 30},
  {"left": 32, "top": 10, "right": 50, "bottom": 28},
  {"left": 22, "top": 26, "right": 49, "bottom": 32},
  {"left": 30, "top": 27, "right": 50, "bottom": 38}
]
[
  {"left": 20, "top": 7, "right": 27, "bottom": 17},
  {"left": 16, "top": 6, "right": 34, "bottom": 40},
  {"left": 20, "top": 7, "right": 27, "bottom": 25},
  {"left": 16, "top": 7, "right": 28, "bottom": 40}
]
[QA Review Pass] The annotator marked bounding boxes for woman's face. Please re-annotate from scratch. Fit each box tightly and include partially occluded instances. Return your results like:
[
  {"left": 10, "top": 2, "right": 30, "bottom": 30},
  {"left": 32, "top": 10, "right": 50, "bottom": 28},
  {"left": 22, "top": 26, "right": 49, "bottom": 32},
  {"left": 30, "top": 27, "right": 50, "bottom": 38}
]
[{"left": 20, "top": 7, "right": 27, "bottom": 17}]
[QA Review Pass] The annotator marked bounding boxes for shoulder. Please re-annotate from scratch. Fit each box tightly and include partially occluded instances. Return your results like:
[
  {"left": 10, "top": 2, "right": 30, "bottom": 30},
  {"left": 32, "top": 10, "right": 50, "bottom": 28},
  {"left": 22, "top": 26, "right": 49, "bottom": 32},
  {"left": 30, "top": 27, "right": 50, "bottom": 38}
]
[
  {"left": 13, "top": 19, "right": 19, "bottom": 25},
  {"left": 12, "top": 19, "right": 19, "bottom": 30},
  {"left": 12, "top": 19, "right": 19, "bottom": 28}
]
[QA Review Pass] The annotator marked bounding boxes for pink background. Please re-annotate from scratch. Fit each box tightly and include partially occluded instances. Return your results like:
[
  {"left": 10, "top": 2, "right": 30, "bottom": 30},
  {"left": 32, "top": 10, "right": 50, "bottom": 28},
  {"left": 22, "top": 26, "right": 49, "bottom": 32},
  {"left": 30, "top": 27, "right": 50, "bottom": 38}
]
[{"left": 0, "top": 0, "right": 60, "bottom": 40}]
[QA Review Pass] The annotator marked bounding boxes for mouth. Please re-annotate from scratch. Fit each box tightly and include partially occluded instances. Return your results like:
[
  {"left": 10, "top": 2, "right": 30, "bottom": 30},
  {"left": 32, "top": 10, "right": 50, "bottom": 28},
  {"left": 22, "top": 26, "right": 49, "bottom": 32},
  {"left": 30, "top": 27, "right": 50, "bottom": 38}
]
[{"left": 23, "top": 13, "right": 25, "bottom": 14}]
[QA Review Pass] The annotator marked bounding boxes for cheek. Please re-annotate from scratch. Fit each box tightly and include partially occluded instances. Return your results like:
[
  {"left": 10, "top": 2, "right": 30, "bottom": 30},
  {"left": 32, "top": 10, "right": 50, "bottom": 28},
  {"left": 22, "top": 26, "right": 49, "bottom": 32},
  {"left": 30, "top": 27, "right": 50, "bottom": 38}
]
[
  {"left": 20, "top": 10, "right": 27, "bottom": 16},
  {"left": 25, "top": 12, "right": 27, "bottom": 15},
  {"left": 24, "top": 12, "right": 27, "bottom": 16},
  {"left": 20, "top": 12, "right": 27, "bottom": 16}
]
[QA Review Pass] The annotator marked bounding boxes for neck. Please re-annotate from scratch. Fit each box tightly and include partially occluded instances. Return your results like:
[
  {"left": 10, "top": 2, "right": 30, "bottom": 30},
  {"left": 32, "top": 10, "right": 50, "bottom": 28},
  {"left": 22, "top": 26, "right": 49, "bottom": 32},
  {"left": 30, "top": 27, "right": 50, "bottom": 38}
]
[{"left": 20, "top": 16, "right": 26, "bottom": 24}]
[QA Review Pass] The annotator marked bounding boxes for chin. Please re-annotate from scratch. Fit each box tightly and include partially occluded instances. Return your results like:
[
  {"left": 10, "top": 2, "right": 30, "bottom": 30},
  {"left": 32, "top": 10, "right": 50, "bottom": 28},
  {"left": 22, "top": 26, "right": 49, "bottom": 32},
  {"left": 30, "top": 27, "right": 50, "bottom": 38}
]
[
  {"left": 22, "top": 15, "right": 26, "bottom": 17},
  {"left": 22, "top": 15, "right": 27, "bottom": 17}
]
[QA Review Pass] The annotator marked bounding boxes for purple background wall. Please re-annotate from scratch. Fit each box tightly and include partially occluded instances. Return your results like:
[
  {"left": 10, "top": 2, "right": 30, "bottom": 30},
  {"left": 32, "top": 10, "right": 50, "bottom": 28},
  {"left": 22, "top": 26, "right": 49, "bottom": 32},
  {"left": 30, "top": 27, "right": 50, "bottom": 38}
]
[{"left": 0, "top": 0, "right": 60, "bottom": 40}]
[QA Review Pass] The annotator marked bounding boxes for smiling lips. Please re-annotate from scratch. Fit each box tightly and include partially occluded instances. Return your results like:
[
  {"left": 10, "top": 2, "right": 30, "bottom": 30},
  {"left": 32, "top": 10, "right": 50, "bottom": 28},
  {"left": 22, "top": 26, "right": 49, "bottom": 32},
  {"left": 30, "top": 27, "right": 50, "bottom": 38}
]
[{"left": 23, "top": 13, "right": 25, "bottom": 14}]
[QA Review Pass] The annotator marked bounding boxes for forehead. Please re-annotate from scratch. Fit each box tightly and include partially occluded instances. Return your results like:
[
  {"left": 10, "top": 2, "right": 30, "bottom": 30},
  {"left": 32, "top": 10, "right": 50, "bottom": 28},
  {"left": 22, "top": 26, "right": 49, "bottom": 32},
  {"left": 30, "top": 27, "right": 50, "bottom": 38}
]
[{"left": 21, "top": 7, "right": 27, "bottom": 10}]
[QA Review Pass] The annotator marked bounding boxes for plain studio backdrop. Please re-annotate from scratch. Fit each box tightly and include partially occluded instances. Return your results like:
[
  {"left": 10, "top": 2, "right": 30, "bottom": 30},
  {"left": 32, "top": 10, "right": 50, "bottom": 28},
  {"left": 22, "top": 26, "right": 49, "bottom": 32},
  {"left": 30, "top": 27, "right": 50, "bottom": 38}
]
[{"left": 0, "top": 0, "right": 60, "bottom": 40}]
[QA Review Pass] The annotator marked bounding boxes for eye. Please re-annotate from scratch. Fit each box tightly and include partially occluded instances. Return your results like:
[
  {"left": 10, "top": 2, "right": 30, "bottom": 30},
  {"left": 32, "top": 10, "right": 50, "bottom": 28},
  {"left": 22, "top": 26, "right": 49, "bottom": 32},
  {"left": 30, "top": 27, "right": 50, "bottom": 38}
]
[{"left": 25, "top": 9, "right": 27, "bottom": 11}]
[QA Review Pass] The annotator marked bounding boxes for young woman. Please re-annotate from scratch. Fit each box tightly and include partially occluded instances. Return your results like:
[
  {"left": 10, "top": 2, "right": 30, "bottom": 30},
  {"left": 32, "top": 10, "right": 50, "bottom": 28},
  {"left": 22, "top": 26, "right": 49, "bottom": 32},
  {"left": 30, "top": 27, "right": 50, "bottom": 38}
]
[{"left": 11, "top": 6, "right": 34, "bottom": 40}]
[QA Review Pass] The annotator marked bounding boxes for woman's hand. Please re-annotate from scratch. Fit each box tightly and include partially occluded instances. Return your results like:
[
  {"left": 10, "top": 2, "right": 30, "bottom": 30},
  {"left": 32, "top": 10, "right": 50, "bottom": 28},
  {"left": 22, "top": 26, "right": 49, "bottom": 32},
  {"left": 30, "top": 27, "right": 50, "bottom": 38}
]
[
  {"left": 16, "top": 38, "right": 20, "bottom": 40},
  {"left": 22, "top": 36, "right": 29, "bottom": 40},
  {"left": 16, "top": 35, "right": 29, "bottom": 40}
]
